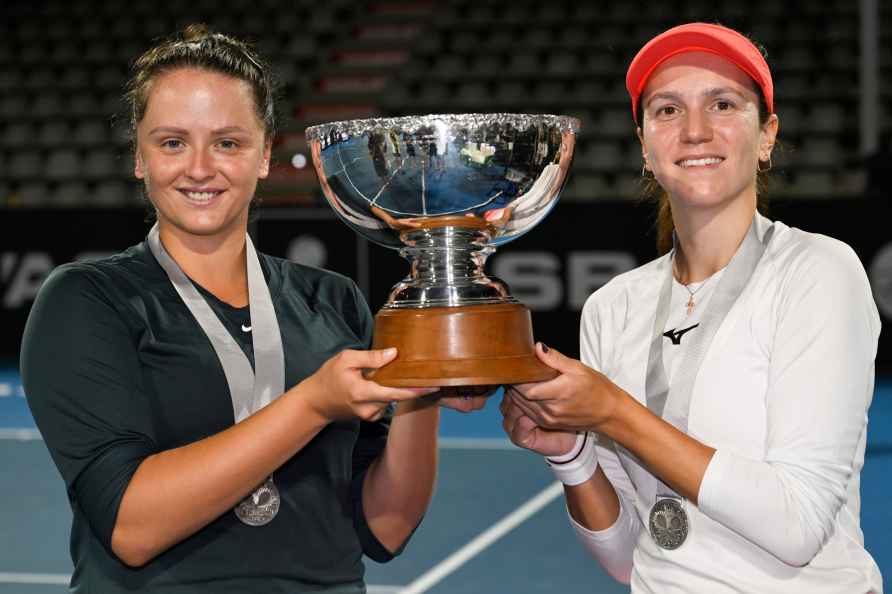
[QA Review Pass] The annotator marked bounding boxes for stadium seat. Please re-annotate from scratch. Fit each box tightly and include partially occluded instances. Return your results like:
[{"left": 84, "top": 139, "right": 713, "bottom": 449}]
[
  {"left": 38, "top": 121, "right": 72, "bottom": 147},
  {"left": 53, "top": 181, "right": 90, "bottom": 206},
  {"left": 2, "top": 122, "right": 35, "bottom": 146},
  {"left": 83, "top": 150, "right": 119, "bottom": 179},
  {"left": 73, "top": 120, "right": 111, "bottom": 146},
  {"left": 17, "top": 182, "right": 53, "bottom": 206},
  {"left": 8, "top": 151, "right": 43, "bottom": 179},
  {"left": 46, "top": 150, "right": 82, "bottom": 181}
]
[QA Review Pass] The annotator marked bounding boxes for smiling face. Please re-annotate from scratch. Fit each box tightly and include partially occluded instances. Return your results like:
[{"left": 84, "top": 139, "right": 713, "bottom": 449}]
[
  {"left": 637, "top": 52, "right": 777, "bottom": 214},
  {"left": 134, "top": 67, "right": 271, "bottom": 241}
]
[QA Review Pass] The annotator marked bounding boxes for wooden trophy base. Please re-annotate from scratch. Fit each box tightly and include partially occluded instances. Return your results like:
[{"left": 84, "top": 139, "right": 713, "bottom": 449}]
[{"left": 365, "top": 303, "right": 558, "bottom": 387}]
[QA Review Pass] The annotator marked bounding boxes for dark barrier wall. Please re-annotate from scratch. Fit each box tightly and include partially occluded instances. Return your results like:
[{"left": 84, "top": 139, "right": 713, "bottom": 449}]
[{"left": 3, "top": 201, "right": 891, "bottom": 372}]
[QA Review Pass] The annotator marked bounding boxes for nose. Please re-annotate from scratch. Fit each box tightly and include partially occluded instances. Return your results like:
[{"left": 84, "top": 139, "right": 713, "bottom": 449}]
[
  {"left": 186, "top": 147, "right": 214, "bottom": 182},
  {"left": 681, "top": 109, "right": 712, "bottom": 144}
]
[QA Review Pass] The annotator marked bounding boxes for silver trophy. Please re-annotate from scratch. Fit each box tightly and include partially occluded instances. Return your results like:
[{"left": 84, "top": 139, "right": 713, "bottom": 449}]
[{"left": 306, "top": 113, "right": 579, "bottom": 387}]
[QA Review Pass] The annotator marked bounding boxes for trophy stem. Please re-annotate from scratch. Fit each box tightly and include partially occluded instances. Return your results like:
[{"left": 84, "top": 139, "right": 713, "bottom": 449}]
[{"left": 386, "top": 225, "right": 514, "bottom": 308}]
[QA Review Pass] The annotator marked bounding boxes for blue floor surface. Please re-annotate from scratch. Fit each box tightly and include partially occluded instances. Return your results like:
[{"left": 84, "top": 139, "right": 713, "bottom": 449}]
[{"left": 1, "top": 374, "right": 889, "bottom": 592}]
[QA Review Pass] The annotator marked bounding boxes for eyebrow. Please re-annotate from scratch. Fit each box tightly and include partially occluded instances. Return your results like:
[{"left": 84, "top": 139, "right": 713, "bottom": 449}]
[
  {"left": 644, "top": 87, "right": 748, "bottom": 108},
  {"left": 147, "top": 126, "right": 252, "bottom": 136}
]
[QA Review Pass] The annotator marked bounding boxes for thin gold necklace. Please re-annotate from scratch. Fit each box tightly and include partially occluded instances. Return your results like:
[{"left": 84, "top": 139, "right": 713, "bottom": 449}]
[{"left": 673, "top": 258, "right": 716, "bottom": 316}]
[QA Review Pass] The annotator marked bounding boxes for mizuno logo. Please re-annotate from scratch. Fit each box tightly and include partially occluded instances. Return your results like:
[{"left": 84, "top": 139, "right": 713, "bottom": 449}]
[
  {"left": 241, "top": 324, "right": 252, "bottom": 333},
  {"left": 663, "top": 324, "right": 699, "bottom": 345}
]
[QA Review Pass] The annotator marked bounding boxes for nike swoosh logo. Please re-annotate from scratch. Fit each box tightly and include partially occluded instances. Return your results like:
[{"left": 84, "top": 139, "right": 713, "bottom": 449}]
[
  {"left": 241, "top": 324, "right": 252, "bottom": 333},
  {"left": 663, "top": 324, "right": 699, "bottom": 345}
]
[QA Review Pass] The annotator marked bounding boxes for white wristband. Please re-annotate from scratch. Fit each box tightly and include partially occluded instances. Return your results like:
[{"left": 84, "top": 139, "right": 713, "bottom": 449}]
[{"left": 546, "top": 432, "right": 599, "bottom": 486}]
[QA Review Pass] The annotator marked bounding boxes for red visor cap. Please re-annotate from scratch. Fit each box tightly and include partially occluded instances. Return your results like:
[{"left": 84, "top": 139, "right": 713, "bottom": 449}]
[{"left": 626, "top": 22, "right": 774, "bottom": 123}]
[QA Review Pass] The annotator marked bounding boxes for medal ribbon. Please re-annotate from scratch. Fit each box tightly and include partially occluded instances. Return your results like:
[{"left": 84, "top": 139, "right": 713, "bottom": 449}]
[
  {"left": 644, "top": 215, "right": 774, "bottom": 518},
  {"left": 147, "top": 224, "right": 285, "bottom": 423},
  {"left": 148, "top": 224, "right": 285, "bottom": 525}
]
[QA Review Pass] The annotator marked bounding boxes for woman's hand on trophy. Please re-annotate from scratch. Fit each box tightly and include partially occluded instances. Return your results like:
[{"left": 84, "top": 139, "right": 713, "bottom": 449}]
[
  {"left": 499, "top": 391, "right": 577, "bottom": 456},
  {"left": 507, "top": 343, "right": 622, "bottom": 433},
  {"left": 300, "top": 348, "right": 438, "bottom": 423},
  {"left": 435, "top": 385, "right": 497, "bottom": 413}
]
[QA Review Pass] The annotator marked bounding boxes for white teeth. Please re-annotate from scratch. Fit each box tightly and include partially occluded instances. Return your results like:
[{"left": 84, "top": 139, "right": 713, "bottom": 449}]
[
  {"left": 680, "top": 157, "right": 723, "bottom": 168},
  {"left": 184, "top": 191, "right": 218, "bottom": 202}
]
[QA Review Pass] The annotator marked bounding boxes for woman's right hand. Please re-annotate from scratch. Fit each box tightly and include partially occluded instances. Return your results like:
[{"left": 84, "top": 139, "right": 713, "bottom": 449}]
[
  {"left": 500, "top": 389, "right": 577, "bottom": 457},
  {"left": 300, "top": 347, "right": 437, "bottom": 423}
]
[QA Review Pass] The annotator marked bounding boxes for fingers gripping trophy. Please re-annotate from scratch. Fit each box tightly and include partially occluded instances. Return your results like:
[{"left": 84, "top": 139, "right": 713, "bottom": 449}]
[{"left": 306, "top": 114, "right": 579, "bottom": 387}]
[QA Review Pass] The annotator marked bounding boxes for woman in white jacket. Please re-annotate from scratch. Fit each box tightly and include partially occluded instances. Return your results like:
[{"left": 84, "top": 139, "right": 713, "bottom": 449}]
[{"left": 501, "top": 22, "right": 883, "bottom": 593}]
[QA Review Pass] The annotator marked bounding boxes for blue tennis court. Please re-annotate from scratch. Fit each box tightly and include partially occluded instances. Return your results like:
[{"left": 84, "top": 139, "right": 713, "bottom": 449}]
[{"left": 0, "top": 369, "right": 889, "bottom": 593}]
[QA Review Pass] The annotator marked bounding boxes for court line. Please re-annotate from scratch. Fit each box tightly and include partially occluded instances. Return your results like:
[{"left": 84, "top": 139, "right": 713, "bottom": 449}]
[
  {"left": 8, "top": 431, "right": 892, "bottom": 459},
  {"left": 0, "top": 432, "right": 519, "bottom": 449},
  {"left": 0, "top": 572, "right": 69, "bottom": 585},
  {"left": 10, "top": 430, "right": 891, "bottom": 457},
  {"left": 0, "top": 572, "right": 402, "bottom": 592},
  {"left": 437, "top": 437, "right": 514, "bottom": 450},
  {"left": 398, "top": 481, "right": 564, "bottom": 594},
  {"left": 0, "top": 428, "right": 41, "bottom": 440}
]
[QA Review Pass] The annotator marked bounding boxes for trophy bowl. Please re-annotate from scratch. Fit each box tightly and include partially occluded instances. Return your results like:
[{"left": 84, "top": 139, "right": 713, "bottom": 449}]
[{"left": 306, "top": 113, "right": 579, "bottom": 387}]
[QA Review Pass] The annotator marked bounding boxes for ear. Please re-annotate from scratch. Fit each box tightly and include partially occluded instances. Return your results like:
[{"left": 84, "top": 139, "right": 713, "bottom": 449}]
[
  {"left": 258, "top": 140, "right": 272, "bottom": 179},
  {"left": 134, "top": 151, "right": 145, "bottom": 179},
  {"left": 759, "top": 114, "right": 779, "bottom": 162},
  {"left": 636, "top": 126, "right": 650, "bottom": 171}
]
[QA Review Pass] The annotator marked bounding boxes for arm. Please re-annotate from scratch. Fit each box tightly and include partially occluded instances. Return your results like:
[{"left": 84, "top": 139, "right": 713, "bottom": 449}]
[
  {"left": 512, "top": 240, "right": 880, "bottom": 567},
  {"left": 695, "top": 241, "right": 880, "bottom": 566},
  {"left": 500, "top": 296, "right": 641, "bottom": 583},
  {"left": 360, "top": 398, "right": 440, "bottom": 554},
  {"left": 360, "top": 380, "right": 493, "bottom": 549},
  {"left": 501, "top": 393, "right": 639, "bottom": 584},
  {"left": 353, "top": 391, "right": 489, "bottom": 559},
  {"left": 338, "top": 280, "right": 439, "bottom": 556},
  {"left": 22, "top": 267, "right": 433, "bottom": 568},
  {"left": 565, "top": 441, "right": 641, "bottom": 584},
  {"left": 112, "top": 384, "right": 328, "bottom": 566},
  {"left": 113, "top": 348, "right": 433, "bottom": 567},
  {"left": 344, "top": 278, "right": 490, "bottom": 557}
]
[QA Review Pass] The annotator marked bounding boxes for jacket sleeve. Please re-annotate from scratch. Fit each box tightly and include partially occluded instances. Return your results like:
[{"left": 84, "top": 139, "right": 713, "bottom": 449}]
[
  {"left": 697, "top": 238, "right": 881, "bottom": 566},
  {"left": 20, "top": 264, "right": 157, "bottom": 555},
  {"left": 350, "top": 413, "right": 398, "bottom": 562},
  {"left": 344, "top": 280, "right": 407, "bottom": 562},
  {"left": 573, "top": 290, "right": 642, "bottom": 583}
]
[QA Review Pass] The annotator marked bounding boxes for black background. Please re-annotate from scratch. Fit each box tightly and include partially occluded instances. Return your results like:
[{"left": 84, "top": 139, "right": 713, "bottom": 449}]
[{"left": 3, "top": 200, "right": 890, "bottom": 372}]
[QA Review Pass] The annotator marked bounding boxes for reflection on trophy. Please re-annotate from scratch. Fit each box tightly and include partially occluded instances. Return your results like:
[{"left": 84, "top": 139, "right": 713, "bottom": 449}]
[{"left": 306, "top": 114, "right": 579, "bottom": 387}]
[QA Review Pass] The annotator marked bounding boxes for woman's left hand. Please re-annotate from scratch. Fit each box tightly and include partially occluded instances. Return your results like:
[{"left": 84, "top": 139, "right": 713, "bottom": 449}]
[
  {"left": 434, "top": 385, "right": 496, "bottom": 413},
  {"left": 508, "top": 343, "right": 622, "bottom": 432}
]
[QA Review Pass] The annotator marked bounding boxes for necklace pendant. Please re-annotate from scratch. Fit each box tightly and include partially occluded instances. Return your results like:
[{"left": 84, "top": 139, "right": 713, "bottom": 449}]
[{"left": 686, "top": 295, "right": 695, "bottom": 315}]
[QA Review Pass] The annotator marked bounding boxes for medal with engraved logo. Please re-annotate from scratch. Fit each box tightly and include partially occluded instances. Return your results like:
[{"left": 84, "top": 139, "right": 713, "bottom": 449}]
[
  {"left": 649, "top": 496, "right": 689, "bottom": 550},
  {"left": 148, "top": 225, "right": 286, "bottom": 528},
  {"left": 644, "top": 218, "right": 775, "bottom": 551},
  {"left": 234, "top": 475, "right": 280, "bottom": 526}
]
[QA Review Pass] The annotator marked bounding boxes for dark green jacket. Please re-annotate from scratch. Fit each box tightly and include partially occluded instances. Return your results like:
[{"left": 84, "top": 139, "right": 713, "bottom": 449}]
[{"left": 21, "top": 241, "right": 396, "bottom": 593}]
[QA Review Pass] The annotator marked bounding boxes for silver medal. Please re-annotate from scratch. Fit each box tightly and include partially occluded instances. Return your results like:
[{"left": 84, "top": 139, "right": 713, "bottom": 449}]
[
  {"left": 649, "top": 497, "right": 688, "bottom": 550},
  {"left": 234, "top": 475, "right": 280, "bottom": 526},
  {"left": 642, "top": 218, "right": 773, "bottom": 552},
  {"left": 148, "top": 226, "right": 286, "bottom": 528}
]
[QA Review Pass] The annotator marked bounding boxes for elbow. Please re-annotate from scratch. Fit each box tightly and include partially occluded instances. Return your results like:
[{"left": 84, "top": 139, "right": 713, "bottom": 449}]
[
  {"left": 769, "top": 536, "right": 822, "bottom": 568},
  {"left": 366, "top": 515, "right": 418, "bottom": 558},
  {"left": 112, "top": 546, "right": 152, "bottom": 569},
  {"left": 569, "top": 504, "right": 637, "bottom": 585},
  {"left": 110, "top": 527, "right": 158, "bottom": 568},
  {"left": 605, "top": 563, "right": 633, "bottom": 585},
  {"left": 767, "top": 475, "right": 839, "bottom": 567}
]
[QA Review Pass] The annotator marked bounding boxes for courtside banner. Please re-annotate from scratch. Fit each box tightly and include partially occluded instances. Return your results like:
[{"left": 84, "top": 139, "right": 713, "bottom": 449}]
[
  {"left": 1, "top": 201, "right": 890, "bottom": 372},
  {"left": 1, "top": 210, "right": 150, "bottom": 368}
]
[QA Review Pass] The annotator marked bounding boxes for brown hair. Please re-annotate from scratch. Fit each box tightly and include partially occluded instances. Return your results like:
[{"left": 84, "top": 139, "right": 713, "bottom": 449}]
[{"left": 124, "top": 24, "right": 277, "bottom": 146}]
